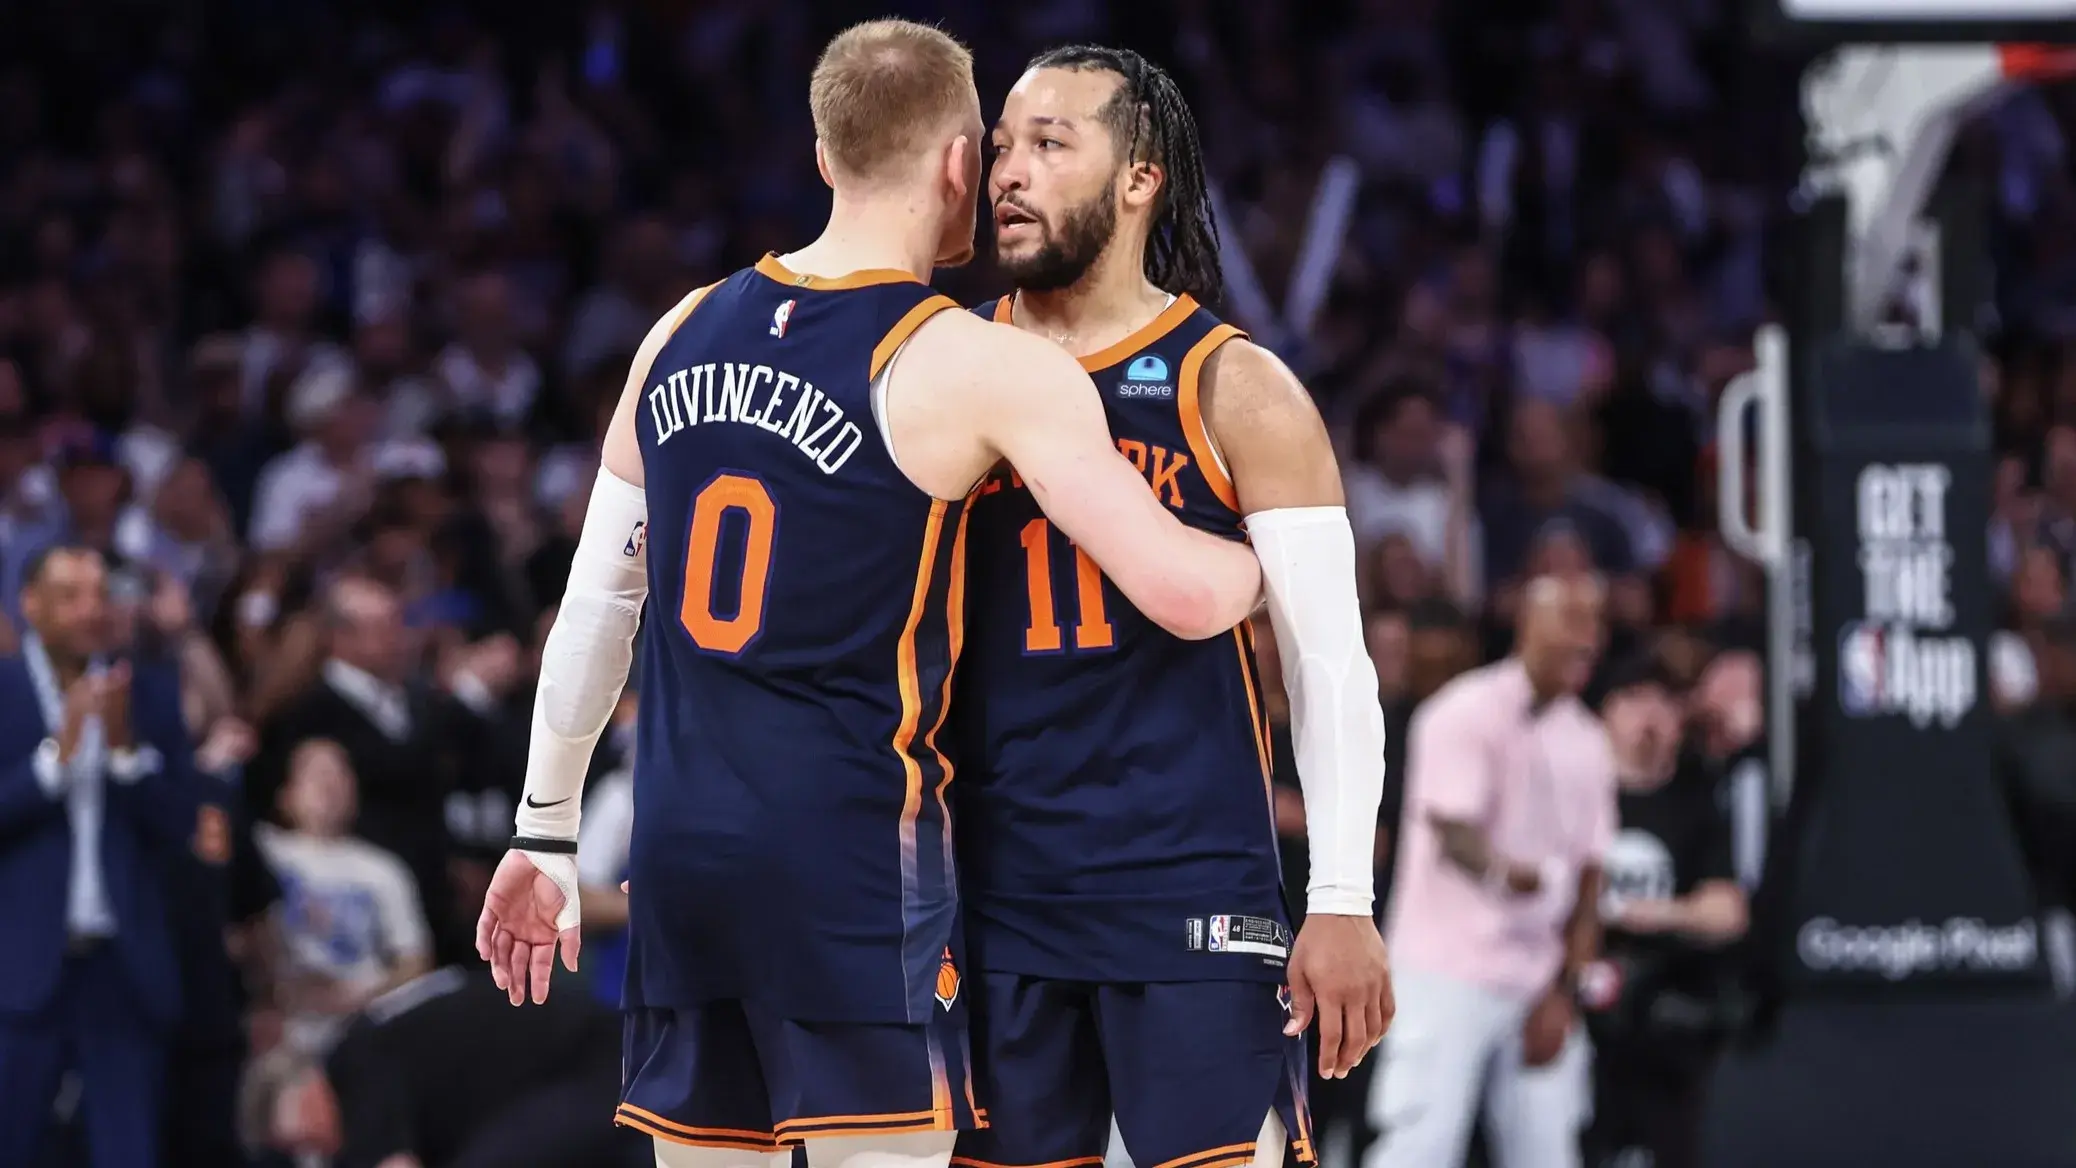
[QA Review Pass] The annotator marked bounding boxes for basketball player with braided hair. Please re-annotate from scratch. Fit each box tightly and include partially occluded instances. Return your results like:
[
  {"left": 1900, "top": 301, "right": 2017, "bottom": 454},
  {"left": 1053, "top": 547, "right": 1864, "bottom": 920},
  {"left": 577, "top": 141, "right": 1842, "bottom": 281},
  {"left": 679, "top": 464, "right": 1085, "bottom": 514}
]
[{"left": 952, "top": 46, "right": 1393, "bottom": 1168}]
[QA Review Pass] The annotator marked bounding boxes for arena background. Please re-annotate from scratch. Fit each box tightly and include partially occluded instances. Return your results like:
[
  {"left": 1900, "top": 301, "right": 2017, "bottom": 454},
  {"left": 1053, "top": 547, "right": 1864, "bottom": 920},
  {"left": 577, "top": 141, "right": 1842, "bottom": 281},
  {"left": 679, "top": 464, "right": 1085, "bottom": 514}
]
[{"left": 4, "top": 0, "right": 2076, "bottom": 1165}]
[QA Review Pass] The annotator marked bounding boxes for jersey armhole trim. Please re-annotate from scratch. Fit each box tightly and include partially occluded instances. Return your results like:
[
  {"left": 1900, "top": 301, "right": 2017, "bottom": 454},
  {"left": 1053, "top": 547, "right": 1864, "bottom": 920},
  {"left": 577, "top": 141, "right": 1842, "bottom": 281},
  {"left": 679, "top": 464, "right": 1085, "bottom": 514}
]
[
  {"left": 668, "top": 279, "right": 726, "bottom": 335},
  {"left": 872, "top": 295, "right": 963, "bottom": 380},
  {"left": 1177, "top": 323, "right": 1247, "bottom": 512}
]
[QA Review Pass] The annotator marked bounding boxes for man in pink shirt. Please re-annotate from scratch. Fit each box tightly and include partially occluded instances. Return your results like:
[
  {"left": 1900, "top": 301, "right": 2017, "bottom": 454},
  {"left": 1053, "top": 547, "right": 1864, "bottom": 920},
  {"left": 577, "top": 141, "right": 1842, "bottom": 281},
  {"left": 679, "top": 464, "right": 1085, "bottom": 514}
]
[{"left": 1365, "top": 574, "right": 1616, "bottom": 1168}]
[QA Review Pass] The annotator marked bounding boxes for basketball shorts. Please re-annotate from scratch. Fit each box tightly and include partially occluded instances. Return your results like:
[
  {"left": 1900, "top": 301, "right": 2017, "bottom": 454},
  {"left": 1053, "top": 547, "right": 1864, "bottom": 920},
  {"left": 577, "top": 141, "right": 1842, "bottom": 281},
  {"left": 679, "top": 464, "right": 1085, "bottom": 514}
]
[
  {"left": 617, "top": 996, "right": 984, "bottom": 1151},
  {"left": 953, "top": 975, "right": 1314, "bottom": 1168}
]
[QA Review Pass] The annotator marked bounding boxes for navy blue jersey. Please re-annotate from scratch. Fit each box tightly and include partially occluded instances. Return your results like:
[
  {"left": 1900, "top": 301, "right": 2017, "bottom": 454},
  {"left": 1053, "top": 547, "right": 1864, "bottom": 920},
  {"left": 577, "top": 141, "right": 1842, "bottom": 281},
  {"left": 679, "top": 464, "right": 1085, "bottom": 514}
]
[
  {"left": 952, "top": 296, "right": 1291, "bottom": 984},
  {"left": 626, "top": 255, "right": 970, "bottom": 1025}
]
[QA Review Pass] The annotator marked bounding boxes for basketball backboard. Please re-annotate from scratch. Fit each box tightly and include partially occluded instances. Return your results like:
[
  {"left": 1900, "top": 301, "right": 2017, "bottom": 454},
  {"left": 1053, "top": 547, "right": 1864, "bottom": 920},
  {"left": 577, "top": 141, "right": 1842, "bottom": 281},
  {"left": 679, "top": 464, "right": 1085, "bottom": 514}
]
[{"left": 1748, "top": 0, "right": 2076, "bottom": 44}]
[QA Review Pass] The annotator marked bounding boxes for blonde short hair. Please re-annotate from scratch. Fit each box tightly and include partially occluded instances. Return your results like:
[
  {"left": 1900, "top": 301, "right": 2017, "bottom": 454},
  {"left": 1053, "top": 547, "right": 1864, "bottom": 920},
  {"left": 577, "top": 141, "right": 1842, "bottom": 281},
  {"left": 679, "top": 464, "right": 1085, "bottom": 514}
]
[{"left": 810, "top": 19, "right": 974, "bottom": 182}]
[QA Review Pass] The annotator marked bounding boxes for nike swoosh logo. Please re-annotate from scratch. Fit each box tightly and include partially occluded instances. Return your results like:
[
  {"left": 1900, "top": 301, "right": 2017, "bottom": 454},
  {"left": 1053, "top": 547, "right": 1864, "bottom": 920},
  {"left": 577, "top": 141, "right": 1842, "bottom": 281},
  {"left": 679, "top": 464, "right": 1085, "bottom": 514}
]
[{"left": 524, "top": 795, "right": 571, "bottom": 809}]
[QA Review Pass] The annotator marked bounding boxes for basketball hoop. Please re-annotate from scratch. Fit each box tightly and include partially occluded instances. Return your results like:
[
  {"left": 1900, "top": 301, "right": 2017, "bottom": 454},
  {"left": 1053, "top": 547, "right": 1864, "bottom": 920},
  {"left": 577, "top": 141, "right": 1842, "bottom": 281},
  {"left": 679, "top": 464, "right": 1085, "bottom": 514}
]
[{"left": 1800, "top": 43, "right": 2076, "bottom": 336}]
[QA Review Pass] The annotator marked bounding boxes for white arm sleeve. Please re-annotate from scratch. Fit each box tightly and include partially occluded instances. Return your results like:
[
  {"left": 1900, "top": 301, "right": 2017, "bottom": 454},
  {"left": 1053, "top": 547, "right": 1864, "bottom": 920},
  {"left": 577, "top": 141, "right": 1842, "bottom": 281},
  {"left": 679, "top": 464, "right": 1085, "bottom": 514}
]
[
  {"left": 515, "top": 466, "right": 649, "bottom": 849},
  {"left": 1247, "top": 505, "right": 1387, "bottom": 917}
]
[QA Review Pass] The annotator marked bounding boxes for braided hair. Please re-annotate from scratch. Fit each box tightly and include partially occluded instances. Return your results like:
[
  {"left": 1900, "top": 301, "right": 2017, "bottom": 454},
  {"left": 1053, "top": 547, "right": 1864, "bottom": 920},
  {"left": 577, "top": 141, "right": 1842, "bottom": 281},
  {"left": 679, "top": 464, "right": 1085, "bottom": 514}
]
[{"left": 1025, "top": 44, "right": 1224, "bottom": 305}]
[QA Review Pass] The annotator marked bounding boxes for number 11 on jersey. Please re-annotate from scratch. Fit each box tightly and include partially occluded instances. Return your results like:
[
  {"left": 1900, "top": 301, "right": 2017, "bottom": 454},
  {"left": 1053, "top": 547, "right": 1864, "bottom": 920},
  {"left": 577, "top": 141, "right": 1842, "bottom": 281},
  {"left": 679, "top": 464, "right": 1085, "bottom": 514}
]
[{"left": 1020, "top": 518, "right": 1115, "bottom": 653}]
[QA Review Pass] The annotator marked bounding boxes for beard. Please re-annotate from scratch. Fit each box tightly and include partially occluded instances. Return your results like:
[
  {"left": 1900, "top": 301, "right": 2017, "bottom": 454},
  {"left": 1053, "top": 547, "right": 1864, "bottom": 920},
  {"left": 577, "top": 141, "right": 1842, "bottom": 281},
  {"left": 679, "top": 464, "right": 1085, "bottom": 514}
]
[{"left": 995, "top": 187, "right": 1119, "bottom": 292}]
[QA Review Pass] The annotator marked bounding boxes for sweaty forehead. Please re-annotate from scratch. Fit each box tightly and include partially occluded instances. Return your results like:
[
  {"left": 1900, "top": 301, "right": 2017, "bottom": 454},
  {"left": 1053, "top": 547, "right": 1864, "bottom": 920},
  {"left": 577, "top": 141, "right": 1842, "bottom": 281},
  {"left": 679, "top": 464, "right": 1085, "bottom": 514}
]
[{"left": 1002, "top": 66, "right": 1125, "bottom": 130}]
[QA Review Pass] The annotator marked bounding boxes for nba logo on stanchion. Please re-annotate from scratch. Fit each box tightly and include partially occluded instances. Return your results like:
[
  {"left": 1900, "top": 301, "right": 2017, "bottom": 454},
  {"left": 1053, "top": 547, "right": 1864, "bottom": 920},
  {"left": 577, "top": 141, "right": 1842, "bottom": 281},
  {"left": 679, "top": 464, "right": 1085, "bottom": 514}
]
[{"left": 1838, "top": 621, "right": 1886, "bottom": 716}]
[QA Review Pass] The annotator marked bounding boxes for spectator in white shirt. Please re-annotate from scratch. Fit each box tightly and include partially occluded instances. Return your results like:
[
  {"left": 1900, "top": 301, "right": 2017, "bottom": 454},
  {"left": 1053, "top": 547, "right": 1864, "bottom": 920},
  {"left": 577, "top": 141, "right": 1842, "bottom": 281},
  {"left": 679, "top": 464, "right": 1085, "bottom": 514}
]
[
  {"left": 433, "top": 271, "right": 541, "bottom": 430},
  {"left": 247, "top": 359, "right": 380, "bottom": 554},
  {"left": 1346, "top": 383, "right": 1483, "bottom": 605},
  {"left": 257, "top": 737, "right": 433, "bottom": 1054}
]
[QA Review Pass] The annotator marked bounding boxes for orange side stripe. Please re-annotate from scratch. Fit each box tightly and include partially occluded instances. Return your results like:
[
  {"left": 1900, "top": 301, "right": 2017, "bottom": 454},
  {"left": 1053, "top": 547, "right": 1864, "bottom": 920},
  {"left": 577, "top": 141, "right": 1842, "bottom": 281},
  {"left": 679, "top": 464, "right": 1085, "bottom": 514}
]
[
  {"left": 1176, "top": 323, "right": 1245, "bottom": 511},
  {"left": 894, "top": 501, "right": 949, "bottom": 1005},
  {"left": 928, "top": 1026, "right": 953, "bottom": 1124},
  {"left": 613, "top": 1103, "right": 776, "bottom": 1145},
  {"left": 1152, "top": 1146, "right": 1259, "bottom": 1168},
  {"left": 991, "top": 297, "right": 1014, "bottom": 324},
  {"left": 1232, "top": 628, "right": 1274, "bottom": 802},
  {"left": 1238, "top": 621, "right": 1274, "bottom": 768},
  {"left": 926, "top": 499, "right": 973, "bottom": 862},
  {"left": 872, "top": 295, "right": 962, "bottom": 380},
  {"left": 960, "top": 1023, "right": 982, "bottom": 1121},
  {"left": 951, "top": 1157, "right": 1105, "bottom": 1168}
]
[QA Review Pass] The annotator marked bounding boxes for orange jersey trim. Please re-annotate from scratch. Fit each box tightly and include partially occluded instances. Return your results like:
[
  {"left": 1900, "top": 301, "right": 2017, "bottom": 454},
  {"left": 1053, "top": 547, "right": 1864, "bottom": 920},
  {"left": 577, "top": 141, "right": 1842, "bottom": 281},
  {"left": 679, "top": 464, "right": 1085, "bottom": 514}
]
[
  {"left": 613, "top": 1105, "right": 778, "bottom": 1150},
  {"left": 773, "top": 1108, "right": 957, "bottom": 1142},
  {"left": 667, "top": 279, "right": 725, "bottom": 334},
  {"left": 992, "top": 294, "right": 1201, "bottom": 373},
  {"left": 1176, "top": 324, "right": 1245, "bottom": 512},
  {"left": 952, "top": 1158, "right": 1106, "bottom": 1168},
  {"left": 756, "top": 253, "right": 924, "bottom": 291},
  {"left": 872, "top": 295, "right": 963, "bottom": 381},
  {"left": 1152, "top": 1144, "right": 1260, "bottom": 1168},
  {"left": 1076, "top": 294, "right": 1199, "bottom": 372}
]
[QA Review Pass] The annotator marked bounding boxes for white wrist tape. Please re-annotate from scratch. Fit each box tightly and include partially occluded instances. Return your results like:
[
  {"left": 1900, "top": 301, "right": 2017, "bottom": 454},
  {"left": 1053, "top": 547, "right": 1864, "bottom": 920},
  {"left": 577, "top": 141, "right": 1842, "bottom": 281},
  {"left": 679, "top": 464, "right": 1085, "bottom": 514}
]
[
  {"left": 516, "top": 467, "right": 649, "bottom": 848},
  {"left": 1247, "top": 506, "right": 1386, "bottom": 916},
  {"left": 524, "top": 851, "right": 584, "bottom": 932}
]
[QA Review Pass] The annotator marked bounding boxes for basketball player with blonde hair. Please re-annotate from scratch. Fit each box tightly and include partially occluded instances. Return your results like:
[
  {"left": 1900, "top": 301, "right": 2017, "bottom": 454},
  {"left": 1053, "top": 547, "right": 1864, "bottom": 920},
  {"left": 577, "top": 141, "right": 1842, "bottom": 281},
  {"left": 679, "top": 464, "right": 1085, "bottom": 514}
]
[{"left": 473, "top": 21, "right": 1265, "bottom": 1168}]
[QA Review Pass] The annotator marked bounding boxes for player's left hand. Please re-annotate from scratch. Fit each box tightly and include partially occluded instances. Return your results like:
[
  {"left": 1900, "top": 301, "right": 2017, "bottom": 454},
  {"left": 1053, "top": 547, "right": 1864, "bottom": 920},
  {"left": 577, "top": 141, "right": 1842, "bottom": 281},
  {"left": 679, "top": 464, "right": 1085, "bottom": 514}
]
[
  {"left": 1284, "top": 912, "right": 1394, "bottom": 1080},
  {"left": 477, "top": 849, "right": 581, "bottom": 1006}
]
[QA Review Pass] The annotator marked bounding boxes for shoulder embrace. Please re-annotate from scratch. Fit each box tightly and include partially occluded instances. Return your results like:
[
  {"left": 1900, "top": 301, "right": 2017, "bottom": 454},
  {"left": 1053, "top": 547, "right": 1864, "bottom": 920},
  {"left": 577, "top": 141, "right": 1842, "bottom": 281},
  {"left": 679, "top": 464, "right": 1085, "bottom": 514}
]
[{"left": 911, "top": 313, "right": 1082, "bottom": 399}]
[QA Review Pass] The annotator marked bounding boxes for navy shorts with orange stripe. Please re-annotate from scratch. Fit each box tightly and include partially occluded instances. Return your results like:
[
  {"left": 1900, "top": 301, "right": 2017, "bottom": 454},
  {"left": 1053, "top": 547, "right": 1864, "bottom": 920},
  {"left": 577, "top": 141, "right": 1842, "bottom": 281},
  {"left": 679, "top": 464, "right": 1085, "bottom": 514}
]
[
  {"left": 617, "top": 997, "right": 984, "bottom": 1150},
  {"left": 953, "top": 976, "right": 1313, "bottom": 1168}
]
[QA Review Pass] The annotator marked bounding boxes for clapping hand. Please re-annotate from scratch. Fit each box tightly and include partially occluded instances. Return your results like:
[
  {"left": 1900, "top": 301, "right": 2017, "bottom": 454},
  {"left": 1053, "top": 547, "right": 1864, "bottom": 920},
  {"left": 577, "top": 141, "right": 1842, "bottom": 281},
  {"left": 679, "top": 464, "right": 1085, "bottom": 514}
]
[{"left": 57, "top": 664, "right": 133, "bottom": 762}]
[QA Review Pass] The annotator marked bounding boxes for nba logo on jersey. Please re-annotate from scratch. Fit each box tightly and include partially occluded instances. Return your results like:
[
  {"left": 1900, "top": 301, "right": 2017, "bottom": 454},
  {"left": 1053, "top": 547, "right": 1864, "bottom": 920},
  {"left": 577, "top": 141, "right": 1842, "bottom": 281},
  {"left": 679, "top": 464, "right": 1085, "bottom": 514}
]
[
  {"left": 624, "top": 521, "right": 647, "bottom": 558},
  {"left": 1207, "top": 915, "right": 1230, "bottom": 952},
  {"left": 770, "top": 298, "right": 797, "bottom": 338},
  {"left": 1117, "top": 353, "right": 1173, "bottom": 399},
  {"left": 1838, "top": 621, "right": 1885, "bottom": 716}
]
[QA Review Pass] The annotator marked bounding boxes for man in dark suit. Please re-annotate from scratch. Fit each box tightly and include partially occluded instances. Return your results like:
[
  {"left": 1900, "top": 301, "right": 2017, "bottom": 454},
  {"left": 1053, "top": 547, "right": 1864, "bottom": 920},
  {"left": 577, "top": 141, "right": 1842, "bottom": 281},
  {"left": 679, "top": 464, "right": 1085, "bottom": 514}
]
[
  {"left": 0, "top": 544, "right": 201, "bottom": 1168},
  {"left": 249, "top": 576, "right": 468, "bottom": 963}
]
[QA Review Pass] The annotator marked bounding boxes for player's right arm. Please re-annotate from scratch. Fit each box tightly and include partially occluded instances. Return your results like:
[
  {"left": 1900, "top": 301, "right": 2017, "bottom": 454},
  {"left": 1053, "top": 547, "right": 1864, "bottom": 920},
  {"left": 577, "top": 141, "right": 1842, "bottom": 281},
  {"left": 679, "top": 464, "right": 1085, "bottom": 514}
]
[
  {"left": 483, "top": 282, "right": 705, "bottom": 1004},
  {"left": 910, "top": 315, "right": 1261, "bottom": 640}
]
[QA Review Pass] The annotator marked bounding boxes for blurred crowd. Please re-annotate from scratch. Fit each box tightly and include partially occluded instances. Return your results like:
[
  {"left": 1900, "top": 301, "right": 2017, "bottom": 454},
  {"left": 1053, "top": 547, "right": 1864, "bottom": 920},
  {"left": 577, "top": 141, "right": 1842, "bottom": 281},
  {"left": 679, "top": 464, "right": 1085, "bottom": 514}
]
[{"left": 4, "top": 0, "right": 2076, "bottom": 1166}]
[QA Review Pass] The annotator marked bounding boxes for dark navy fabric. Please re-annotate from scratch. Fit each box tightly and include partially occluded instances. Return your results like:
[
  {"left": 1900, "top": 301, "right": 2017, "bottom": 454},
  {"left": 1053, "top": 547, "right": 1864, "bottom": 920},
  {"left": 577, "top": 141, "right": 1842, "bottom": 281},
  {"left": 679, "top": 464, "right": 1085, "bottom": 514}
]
[
  {"left": 627, "top": 259, "right": 968, "bottom": 1025},
  {"left": 618, "top": 984, "right": 983, "bottom": 1150},
  {"left": 954, "top": 973, "right": 1314, "bottom": 1168},
  {"left": 953, "top": 296, "right": 1292, "bottom": 985}
]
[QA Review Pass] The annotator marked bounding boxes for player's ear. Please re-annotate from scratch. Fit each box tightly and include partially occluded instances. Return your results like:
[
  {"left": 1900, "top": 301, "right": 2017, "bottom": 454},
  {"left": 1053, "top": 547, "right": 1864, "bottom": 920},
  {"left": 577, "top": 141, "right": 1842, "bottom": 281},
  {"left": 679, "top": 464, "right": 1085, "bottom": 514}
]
[
  {"left": 1122, "top": 159, "right": 1164, "bottom": 212},
  {"left": 945, "top": 133, "right": 975, "bottom": 203},
  {"left": 815, "top": 141, "right": 835, "bottom": 190}
]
